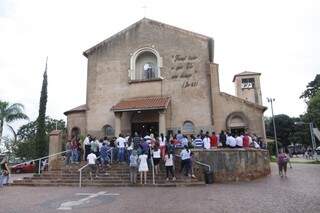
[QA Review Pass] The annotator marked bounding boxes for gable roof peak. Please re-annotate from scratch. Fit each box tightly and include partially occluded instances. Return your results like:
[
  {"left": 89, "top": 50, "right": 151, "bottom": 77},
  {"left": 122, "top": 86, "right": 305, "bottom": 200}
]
[{"left": 83, "top": 18, "right": 212, "bottom": 57}]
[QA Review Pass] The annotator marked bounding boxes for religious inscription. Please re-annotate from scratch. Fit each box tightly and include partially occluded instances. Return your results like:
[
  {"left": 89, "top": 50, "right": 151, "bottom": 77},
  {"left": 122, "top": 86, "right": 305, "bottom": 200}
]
[
  {"left": 182, "top": 80, "right": 199, "bottom": 88},
  {"left": 170, "top": 54, "right": 199, "bottom": 80}
]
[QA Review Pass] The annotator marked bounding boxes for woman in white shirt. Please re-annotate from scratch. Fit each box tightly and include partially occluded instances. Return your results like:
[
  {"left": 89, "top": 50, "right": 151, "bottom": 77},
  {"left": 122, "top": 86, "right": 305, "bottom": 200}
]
[
  {"left": 152, "top": 144, "right": 161, "bottom": 175},
  {"left": 164, "top": 148, "right": 176, "bottom": 181},
  {"left": 138, "top": 151, "right": 149, "bottom": 184}
]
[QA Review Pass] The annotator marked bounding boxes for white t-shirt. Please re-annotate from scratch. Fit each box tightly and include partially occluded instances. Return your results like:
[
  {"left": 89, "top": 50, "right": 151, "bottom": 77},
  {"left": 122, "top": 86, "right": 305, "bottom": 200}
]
[
  {"left": 236, "top": 136, "right": 243, "bottom": 147},
  {"left": 84, "top": 137, "right": 90, "bottom": 145},
  {"left": 203, "top": 137, "right": 211, "bottom": 149},
  {"left": 227, "top": 136, "right": 237, "bottom": 147},
  {"left": 180, "top": 149, "right": 191, "bottom": 160},
  {"left": 159, "top": 137, "right": 166, "bottom": 146},
  {"left": 165, "top": 154, "right": 173, "bottom": 166},
  {"left": 87, "top": 153, "right": 97, "bottom": 165},
  {"left": 153, "top": 149, "right": 161, "bottom": 158},
  {"left": 116, "top": 137, "right": 126, "bottom": 148}
]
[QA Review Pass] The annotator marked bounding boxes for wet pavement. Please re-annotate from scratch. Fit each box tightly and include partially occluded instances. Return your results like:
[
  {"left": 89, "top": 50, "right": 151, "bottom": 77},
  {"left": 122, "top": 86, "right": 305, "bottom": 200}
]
[{"left": 0, "top": 163, "right": 319, "bottom": 213}]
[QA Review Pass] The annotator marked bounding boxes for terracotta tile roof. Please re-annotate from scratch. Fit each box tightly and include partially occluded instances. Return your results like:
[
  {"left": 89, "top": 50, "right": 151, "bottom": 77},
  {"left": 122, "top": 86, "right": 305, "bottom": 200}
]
[
  {"left": 111, "top": 96, "right": 170, "bottom": 112},
  {"left": 64, "top": 104, "right": 87, "bottom": 115}
]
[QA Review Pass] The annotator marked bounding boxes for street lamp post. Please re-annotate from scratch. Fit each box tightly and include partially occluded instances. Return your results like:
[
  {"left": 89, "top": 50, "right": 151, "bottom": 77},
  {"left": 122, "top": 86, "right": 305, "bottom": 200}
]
[
  {"left": 267, "top": 97, "right": 279, "bottom": 157},
  {"left": 294, "top": 121, "right": 316, "bottom": 155}
]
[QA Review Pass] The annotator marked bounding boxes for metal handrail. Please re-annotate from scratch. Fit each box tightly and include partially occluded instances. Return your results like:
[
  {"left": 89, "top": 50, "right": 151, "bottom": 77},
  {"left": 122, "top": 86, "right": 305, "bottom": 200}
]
[
  {"left": 10, "top": 150, "right": 68, "bottom": 175},
  {"left": 150, "top": 148, "right": 155, "bottom": 185},
  {"left": 194, "top": 160, "right": 211, "bottom": 172},
  {"left": 175, "top": 153, "right": 212, "bottom": 172},
  {"left": 78, "top": 148, "right": 113, "bottom": 188}
]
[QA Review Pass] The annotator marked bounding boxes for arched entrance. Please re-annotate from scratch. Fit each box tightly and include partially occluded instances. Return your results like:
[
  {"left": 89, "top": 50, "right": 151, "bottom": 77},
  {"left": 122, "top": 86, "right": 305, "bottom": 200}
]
[
  {"left": 71, "top": 127, "right": 80, "bottom": 140},
  {"left": 226, "top": 112, "right": 248, "bottom": 135},
  {"left": 131, "top": 110, "right": 159, "bottom": 137}
]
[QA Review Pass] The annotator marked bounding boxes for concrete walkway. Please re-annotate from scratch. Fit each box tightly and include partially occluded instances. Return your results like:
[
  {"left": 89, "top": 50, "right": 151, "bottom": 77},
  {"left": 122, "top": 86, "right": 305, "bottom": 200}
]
[{"left": 1, "top": 163, "right": 319, "bottom": 213}]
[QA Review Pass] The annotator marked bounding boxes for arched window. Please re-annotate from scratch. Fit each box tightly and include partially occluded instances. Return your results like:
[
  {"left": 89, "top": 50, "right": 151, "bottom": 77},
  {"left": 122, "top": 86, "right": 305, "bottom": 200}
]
[
  {"left": 183, "top": 121, "right": 195, "bottom": 133},
  {"left": 129, "top": 47, "right": 162, "bottom": 80},
  {"left": 103, "top": 125, "right": 114, "bottom": 137}
]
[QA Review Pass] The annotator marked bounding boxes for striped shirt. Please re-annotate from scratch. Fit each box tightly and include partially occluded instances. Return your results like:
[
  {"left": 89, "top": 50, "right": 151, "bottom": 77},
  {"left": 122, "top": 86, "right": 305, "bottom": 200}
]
[{"left": 193, "top": 138, "right": 203, "bottom": 148}]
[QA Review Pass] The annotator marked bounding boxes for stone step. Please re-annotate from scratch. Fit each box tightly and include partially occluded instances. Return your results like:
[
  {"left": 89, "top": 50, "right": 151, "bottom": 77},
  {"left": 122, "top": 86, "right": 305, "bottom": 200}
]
[{"left": 12, "top": 180, "right": 205, "bottom": 187}]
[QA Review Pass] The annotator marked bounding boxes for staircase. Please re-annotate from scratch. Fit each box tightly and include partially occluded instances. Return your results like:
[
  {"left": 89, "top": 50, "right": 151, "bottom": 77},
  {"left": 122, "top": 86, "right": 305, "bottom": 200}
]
[{"left": 12, "top": 159, "right": 205, "bottom": 187}]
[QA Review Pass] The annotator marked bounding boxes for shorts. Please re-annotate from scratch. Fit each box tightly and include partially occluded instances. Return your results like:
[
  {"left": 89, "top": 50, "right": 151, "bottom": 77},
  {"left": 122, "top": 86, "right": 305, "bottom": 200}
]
[
  {"left": 153, "top": 158, "right": 161, "bottom": 166},
  {"left": 89, "top": 164, "right": 96, "bottom": 173}
]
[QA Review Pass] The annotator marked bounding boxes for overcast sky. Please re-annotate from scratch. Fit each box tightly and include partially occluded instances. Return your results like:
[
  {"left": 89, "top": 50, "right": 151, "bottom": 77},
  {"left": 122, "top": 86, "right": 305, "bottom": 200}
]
[{"left": 0, "top": 0, "right": 319, "bottom": 138}]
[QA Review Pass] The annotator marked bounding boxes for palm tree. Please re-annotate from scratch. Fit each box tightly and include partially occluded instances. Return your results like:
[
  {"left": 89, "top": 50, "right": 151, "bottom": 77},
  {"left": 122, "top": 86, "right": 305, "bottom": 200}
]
[{"left": 0, "top": 101, "right": 29, "bottom": 142}]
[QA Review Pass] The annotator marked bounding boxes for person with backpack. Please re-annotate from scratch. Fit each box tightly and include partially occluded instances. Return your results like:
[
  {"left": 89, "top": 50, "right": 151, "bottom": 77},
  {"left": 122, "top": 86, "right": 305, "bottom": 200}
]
[
  {"left": 129, "top": 150, "right": 139, "bottom": 184},
  {"left": 277, "top": 149, "right": 289, "bottom": 178}
]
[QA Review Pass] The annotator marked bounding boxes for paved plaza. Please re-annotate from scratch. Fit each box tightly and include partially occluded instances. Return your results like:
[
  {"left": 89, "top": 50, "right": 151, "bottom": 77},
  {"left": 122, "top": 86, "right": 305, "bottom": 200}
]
[{"left": 1, "top": 163, "right": 320, "bottom": 213}]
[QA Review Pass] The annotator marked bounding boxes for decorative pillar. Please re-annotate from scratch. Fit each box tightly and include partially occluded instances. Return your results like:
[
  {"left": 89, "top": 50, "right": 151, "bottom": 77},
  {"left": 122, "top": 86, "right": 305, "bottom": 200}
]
[
  {"left": 115, "top": 112, "right": 122, "bottom": 137},
  {"left": 159, "top": 110, "right": 166, "bottom": 135},
  {"left": 48, "top": 130, "right": 62, "bottom": 171}
]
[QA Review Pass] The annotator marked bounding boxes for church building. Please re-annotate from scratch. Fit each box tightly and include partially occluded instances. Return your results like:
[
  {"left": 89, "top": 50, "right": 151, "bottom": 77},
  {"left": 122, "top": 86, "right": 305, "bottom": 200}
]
[{"left": 64, "top": 18, "right": 267, "bottom": 140}]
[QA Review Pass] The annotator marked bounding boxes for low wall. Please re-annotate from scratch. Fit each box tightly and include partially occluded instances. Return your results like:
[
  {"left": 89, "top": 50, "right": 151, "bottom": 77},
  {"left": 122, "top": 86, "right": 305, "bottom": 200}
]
[{"left": 189, "top": 149, "right": 271, "bottom": 182}]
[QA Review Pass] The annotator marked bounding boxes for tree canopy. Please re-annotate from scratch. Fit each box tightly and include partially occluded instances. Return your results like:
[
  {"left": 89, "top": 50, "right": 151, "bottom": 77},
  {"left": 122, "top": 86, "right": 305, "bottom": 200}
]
[
  {"left": 300, "top": 74, "right": 320, "bottom": 100},
  {"left": 0, "top": 101, "right": 29, "bottom": 142}
]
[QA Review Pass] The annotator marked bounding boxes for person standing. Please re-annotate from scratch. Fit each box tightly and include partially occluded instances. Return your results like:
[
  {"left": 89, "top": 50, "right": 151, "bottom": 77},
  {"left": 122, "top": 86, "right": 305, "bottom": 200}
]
[
  {"left": 219, "top": 131, "right": 227, "bottom": 147},
  {"left": 71, "top": 138, "right": 79, "bottom": 163},
  {"left": 235, "top": 134, "right": 243, "bottom": 148},
  {"left": 129, "top": 150, "right": 139, "bottom": 184},
  {"left": 226, "top": 133, "right": 237, "bottom": 148},
  {"left": 164, "top": 149, "right": 176, "bottom": 181},
  {"left": 193, "top": 135, "right": 204, "bottom": 149},
  {"left": 210, "top": 132, "right": 218, "bottom": 148},
  {"left": 243, "top": 133, "right": 250, "bottom": 148},
  {"left": 203, "top": 133, "right": 211, "bottom": 150},
  {"left": 159, "top": 133, "right": 166, "bottom": 159},
  {"left": 116, "top": 134, "right": 126, "bottom": 163},
  {"left": 138, "top": 151, "right": 149, "bottom": 184},
  {"left": 152, "top": 144, "right": 161, "bottom": 175},
  {"left": 87, "top": 151, "right": 97, "bottom": 181},
  {"left": 65, "top": 140, "right": 72, "bottom": 167},
  {"left": 277, "top": 149, "right": 289, "bottom": 178},
  {"left": 0, "top": 157, "right": 10, "bottom": 187},
  {"left": 83, "top": 135, "right": 91, "bottom": 161},
  {"left": 100, "top": 143, "right": 110, "bottom": 174},
  {"left": 180, "top": 145, "right": 191, "bottom": 176}
]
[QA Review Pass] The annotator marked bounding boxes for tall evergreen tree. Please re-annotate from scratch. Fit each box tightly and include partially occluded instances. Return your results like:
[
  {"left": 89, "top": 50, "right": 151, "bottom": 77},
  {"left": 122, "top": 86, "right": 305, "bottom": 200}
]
[{"left": 35, "top": 58, "right": 48, "bottom": 158}]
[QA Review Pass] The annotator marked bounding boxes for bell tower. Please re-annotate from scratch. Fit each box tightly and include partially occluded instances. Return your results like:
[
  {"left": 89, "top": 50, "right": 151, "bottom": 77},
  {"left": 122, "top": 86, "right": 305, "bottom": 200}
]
[{"left": 233, "top": 71, "right": 262, "bottom": 105}]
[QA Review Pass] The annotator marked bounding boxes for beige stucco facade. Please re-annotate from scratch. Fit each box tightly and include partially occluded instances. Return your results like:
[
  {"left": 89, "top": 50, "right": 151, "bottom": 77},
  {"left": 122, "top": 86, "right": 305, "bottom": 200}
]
[{"left": 65, "top": 18, "right": 267, "bottom": 140}]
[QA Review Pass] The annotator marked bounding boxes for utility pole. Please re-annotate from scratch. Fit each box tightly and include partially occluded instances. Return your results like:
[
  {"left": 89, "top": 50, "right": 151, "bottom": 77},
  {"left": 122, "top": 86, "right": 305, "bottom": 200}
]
[{"left": 267, "top": 98, "right": 279, "bottom": 157}]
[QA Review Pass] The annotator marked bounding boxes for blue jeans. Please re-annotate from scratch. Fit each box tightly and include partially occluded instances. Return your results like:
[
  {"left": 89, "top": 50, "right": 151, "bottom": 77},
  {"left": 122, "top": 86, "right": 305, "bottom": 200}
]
[
  {"left": 0, "top": 173, "right": 9, "bottom": 187},
  {"left": 71, "top": 149, "right": 79, "bottom": 163},
  {"left": 118, "top": 147, "right": 125, "bottom": 162}
]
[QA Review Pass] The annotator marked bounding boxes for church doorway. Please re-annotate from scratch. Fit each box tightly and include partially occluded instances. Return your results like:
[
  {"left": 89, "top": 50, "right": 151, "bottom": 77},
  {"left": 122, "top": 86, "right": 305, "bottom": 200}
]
[
  {"left": 230, "top": 128, "right": 246, "bottom": 136},
  {"left": 131, "top": 110, "right": 159, "bottom": 137},
  {"left": 131, "top": 122, "right": 159, "bottom": 137},
  {"left": 226, "top": 112, "right": 248, "bottom": 136}
]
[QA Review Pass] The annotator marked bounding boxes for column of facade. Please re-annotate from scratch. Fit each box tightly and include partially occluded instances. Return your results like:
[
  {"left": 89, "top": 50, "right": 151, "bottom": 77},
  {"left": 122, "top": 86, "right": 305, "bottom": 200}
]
[
  {"left": 159, "top": 110, "right": 166, "bottom": 135},
  {"left": 114, "top": 112, "right": 122, "bottom": 137}
]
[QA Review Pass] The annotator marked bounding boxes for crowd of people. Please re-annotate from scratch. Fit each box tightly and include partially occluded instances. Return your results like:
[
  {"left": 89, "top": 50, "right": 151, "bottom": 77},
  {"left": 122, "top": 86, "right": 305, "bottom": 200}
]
[{"left": 65, "top": 129, "right": 264, "bottom": 184}]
